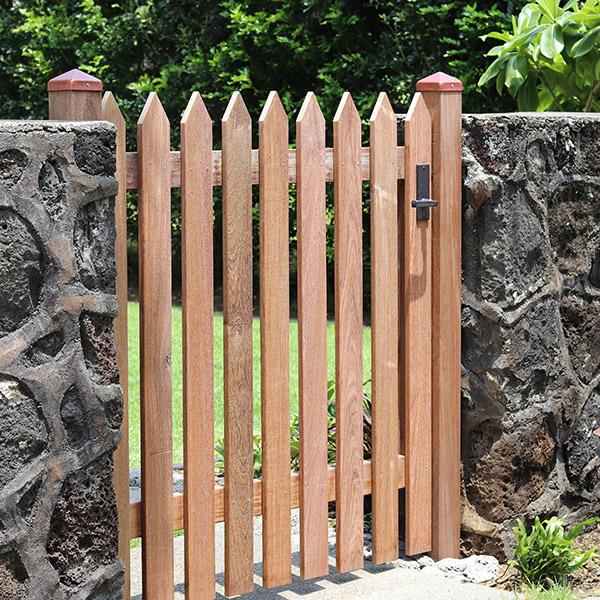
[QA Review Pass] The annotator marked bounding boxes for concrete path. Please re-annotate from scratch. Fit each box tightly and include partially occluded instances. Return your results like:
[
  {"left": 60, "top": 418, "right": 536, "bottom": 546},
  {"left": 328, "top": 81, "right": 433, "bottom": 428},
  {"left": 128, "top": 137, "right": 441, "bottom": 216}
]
[{"left": 130, "top": 513, "right": 512, "bottom": 600}]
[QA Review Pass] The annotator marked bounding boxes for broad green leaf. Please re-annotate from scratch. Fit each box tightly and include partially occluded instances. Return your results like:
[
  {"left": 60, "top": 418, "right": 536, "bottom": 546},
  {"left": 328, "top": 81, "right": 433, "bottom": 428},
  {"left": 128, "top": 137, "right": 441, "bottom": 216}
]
[
  {"left": 595, "top": 57, "right": 600, "bottom": 79},
  {"left": 540, "top": 24, "right": 564, "bottom": 57},
  {"left": 534, "top": 0, "right": 557, "bottom": 21},
  {"left": 481, "top": 31, "right": 511, "bottom": 42},
  {"left": 519, "top": 5, "right": 541, "bottom": 30},
  {"left": 478, "top": 55, "right": 507, "bottom": 86},
  {"left": 505, "top": 54, "right": 528, "bottom": 95},
  {"left": 487, "top": 46, "right": 504, "bottom": 56},
  {"left": 570, "top": 26, "right": 600, "bottom": 57},
  {"left": 517, "top": 76, "right": 540, "bottom": 110},
  {"left": 496, "top": 66, "right": 506, "bottom": 95}
]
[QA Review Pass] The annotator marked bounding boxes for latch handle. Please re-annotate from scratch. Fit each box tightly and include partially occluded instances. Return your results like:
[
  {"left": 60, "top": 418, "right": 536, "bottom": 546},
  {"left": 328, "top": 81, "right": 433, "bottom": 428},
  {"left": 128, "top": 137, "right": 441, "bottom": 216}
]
[{"left": 413, "top": 164, "right": 438, "bottom": 221}]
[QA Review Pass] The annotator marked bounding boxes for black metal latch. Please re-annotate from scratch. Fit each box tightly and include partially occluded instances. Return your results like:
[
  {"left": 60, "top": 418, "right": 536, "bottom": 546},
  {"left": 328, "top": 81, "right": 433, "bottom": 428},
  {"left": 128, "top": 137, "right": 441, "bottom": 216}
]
[{"left": 411, "top": 164, "right": 438, "bottom": 221}]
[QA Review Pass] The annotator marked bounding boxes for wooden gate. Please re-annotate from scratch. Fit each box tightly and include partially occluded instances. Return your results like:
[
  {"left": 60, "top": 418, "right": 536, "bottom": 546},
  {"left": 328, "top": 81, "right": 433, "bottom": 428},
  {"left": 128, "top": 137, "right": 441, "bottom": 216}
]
[{"left": 48, "top": 69, "right": 462, "bottom": 600}]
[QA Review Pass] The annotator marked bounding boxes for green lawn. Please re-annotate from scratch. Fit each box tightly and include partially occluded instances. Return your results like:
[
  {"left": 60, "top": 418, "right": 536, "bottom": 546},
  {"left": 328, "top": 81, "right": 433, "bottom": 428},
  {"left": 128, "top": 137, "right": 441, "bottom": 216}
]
[{"left": 127, "top": 302, "right": 372, "bottom": 468}]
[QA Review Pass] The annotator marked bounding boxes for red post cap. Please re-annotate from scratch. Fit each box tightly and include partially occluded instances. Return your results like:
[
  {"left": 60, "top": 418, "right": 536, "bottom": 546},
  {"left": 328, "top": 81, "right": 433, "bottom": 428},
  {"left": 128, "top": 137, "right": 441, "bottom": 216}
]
[
  {"left": 594, "top": 428, "right": 600, "bottom": 436},
  {"left": 48, "top": 68, "right": 102, "bottom": 92},
  {"left": 416, "top": 72, "right": 463, "bottom": 92}
]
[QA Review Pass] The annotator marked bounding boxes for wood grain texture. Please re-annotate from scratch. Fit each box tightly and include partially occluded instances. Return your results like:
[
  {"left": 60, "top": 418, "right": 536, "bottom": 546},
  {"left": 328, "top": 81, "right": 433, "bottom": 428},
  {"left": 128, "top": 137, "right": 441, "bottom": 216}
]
[
  {"left": 49, "top": 89, "right": 102, "bottom": 120},
  {"left": 181, "top": 92, "right": 216, "bottom": 599},
  {"left": 422, "top": 89, "right": 462, "bottom": 561},
  {"left": 403, "top": 92, "right": 433, "bottom": 557},
  {"left": 296, "top": 92, "right": 329, "bottom": 580},
  {"left": 125, "top": 147, "right": 406, "bottom": 189},
  {"left": 129, "top": 456, "right": 406, "bottom": 538},
  {"left": 222, "top": 92, "right": 254, "bottom": 598},
  {"left": 138, "top": 92, "right": 174, "bottom": 599},
  {"left": 259, "top": 91, "right": 292, "bottom": 588},
  {"left": 333, "top": 92, "right": 364, "bottom": 574},
  {"left": 101, "top": 92, "right": 131, "bottom": 600},
  {"left": 369, "top": 93, "right": 400, "bottom": 565}
]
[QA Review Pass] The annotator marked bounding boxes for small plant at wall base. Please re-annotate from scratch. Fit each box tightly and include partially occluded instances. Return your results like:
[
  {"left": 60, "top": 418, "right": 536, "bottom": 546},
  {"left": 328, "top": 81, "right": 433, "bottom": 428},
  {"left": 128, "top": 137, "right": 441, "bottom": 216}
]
[
  {"left": 479, "top": 0, "right": 600, "bottom": 111},
  {"left": 511, "top": 515, "right": 598, "bottom": 588}
]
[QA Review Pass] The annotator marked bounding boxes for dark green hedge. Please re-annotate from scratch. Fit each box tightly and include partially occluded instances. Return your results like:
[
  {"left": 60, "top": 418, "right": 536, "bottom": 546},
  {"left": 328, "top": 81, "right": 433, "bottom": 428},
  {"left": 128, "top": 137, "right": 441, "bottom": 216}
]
[{"left": 0, "top": 0, "right": 521, "bottom": 303}]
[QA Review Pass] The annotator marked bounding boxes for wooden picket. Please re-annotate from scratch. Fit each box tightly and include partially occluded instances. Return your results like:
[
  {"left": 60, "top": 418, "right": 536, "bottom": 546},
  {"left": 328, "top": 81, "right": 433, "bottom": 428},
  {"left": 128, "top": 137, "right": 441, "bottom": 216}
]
[
  {"left": 138, "top": 92, "right": 175, "bottom": 599},
  {"left": 259, "top": 92, "right": 292, "bottom": 588},
  {"left": 370, "top": 92, "right": 400, "bottom": 565},
  {"left": 333, "top": 93, "right": 365, "bottom": 574},
  {"left": 222, "top": 92, "right": 255, "bottom": 598},
  {"left": 47, "top": 69, "right": 462, "bottom": 600},
  {"left": 297, "top": 92, "right": 329, "bottom": 581},
  {"left": 403, "top": 92, "right": 433, "bottom": 556},
  {"left": 181, "top": 92, "right": 215, "bottom": 599}
]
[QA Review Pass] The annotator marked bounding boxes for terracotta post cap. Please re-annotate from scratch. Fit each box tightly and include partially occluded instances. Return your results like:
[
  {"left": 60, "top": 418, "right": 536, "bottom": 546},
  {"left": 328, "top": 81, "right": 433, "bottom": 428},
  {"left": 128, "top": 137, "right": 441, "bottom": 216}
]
[
  {"left": 594, "top": 428, "right": 600, "bottom": 436},
  {"left": 416, "top": 72, "right": 463, "bottom": 92},
  {"left": 48, "top": 69, "right": 102, "bottom": 92}
]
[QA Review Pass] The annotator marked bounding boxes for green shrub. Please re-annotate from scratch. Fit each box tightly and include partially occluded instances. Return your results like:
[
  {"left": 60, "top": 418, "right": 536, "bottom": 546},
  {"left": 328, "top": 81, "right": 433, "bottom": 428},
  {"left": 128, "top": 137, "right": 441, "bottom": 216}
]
[
  {"left": 512, "top": 515, "right": 598, "bottom": 587},
  {"left": 479, "top": 0, "right": 600, "bottom": 111}
]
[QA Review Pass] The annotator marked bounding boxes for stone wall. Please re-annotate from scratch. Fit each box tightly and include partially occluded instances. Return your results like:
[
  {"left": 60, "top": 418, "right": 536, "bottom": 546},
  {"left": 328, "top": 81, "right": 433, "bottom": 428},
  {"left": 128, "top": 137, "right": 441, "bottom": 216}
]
[
  {"left": 461, "top": 113, "right": 600, "bottom": 559},
  {"left": 0, "top": 121, "right": 123, "bottom": 599}
]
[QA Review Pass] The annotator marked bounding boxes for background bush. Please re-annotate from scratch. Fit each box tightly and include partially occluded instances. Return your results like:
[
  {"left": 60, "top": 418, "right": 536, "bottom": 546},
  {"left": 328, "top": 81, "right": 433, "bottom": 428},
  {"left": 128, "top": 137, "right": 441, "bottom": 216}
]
[{"left": 0, "top": 0, "right": 520, "bottom": 302}]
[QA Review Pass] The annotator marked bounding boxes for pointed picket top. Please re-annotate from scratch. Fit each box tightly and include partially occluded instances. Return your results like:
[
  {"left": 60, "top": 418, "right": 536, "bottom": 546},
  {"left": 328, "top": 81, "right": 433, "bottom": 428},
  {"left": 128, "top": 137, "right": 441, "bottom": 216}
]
[
  {"left": 101, "top": 92, "right": 125, "bottom": 129},
  {"left": 416, "top": 72, "right": 463, "bottom": 92},
  {"left": 370, "top": 92, "right": 394, "bottom": 126},
  {"left": 259, "top": 90, "right": 287, "bottom": 126},
  {"left": 48, "top": 68, "right": 102, "bottom": 91},
  {"left": 297, "top": 92, "right": 325, "bottom": 128},
  {"left": 182, "top": 91, "right": 211, "bottom": 127},
  {"left": 406, "top": 91, "right": 427, "bottom": 123},
  {"left": 138, "top": 92, "right": 169, "bottom": 128},
  {"left": 333, "top": 91, "right": 360, "bottom": 125},
  {"left": 222, "top": 91, "right": 251, "bottom": 127}
]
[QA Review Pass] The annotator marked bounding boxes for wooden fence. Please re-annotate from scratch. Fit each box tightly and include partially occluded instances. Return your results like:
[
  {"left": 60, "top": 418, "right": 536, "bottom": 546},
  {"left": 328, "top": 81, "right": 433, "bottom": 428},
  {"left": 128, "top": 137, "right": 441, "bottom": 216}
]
[{"left": 48, "top": 69, "right": 462, "bottom": 600}]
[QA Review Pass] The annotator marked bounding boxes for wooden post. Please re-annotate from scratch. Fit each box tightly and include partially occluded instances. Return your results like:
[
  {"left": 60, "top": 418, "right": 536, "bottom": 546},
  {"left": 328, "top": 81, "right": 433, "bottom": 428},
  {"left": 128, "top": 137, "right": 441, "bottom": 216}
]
[
  {"left": 416, "top": 72, "right": 463, "bottom": 561},
  {"left": 48, "top": 68, "right": 103, "bottom": 120},
  {"left": 49, "top": 69, "right": 131, "bottom": 598}
]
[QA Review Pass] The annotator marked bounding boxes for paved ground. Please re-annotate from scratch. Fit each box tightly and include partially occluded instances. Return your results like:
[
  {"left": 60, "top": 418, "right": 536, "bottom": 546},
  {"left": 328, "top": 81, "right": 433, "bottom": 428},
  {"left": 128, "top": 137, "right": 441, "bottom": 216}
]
[{"left": 130, "top": 514, "right": 512, "bottom": 600}]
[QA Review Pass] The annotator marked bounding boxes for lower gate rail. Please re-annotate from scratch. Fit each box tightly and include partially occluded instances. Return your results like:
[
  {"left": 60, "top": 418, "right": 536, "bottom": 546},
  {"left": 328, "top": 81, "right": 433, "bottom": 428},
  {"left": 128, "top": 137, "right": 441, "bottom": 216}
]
[{"left": 47, "top": 69, "right": 462, "bottom": 600}]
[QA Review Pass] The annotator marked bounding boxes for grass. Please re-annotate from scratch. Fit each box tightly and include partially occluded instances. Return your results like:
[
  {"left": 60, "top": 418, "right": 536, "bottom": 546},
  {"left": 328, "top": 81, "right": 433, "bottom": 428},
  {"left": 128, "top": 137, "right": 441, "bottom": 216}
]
[
  {"left": 127, "top": 302, "right": 372, "bottom": 468},
  {"left": 514, "top": 582, "right": 577, "bottom": 600}
]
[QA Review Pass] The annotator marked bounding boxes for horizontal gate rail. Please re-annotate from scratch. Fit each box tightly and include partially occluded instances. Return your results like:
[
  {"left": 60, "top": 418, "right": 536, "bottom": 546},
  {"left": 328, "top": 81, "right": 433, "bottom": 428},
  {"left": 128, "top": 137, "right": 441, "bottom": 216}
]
[
  {"left": 129, "top": 457, "right": 407, "bottom": 538},
  {"left": 124, "top": 147, "right": 406, "bottom": 188}
]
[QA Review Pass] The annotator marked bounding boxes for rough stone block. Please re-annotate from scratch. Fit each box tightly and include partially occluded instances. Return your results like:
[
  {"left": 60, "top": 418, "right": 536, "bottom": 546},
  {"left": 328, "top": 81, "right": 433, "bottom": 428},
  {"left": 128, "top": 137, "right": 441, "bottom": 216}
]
[
  {"left": 461, "top": 113, "right": 600, "bottom": 560},
  {"left": 0, "top": 121, "right": 123, "bottom": 599}
]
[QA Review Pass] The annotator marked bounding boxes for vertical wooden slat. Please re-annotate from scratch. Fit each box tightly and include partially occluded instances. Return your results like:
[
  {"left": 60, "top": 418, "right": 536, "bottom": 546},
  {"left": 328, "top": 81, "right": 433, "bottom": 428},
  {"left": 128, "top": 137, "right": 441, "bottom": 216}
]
[
  {"left": 259, "top": 91, "right": 292, "bottom": 588},
  {"left": 181, "top": 92, "right": 216, "bottom": 599},
  {"left": 138, "top": 92, "right": 174, "bottom": 600},
  {"left": 417, "top": 73, "right": 463, "bottom": 561},
  {"left": 222, "top": 92, "right": 254, "bottom": 598},
  {"left": 297, "top": 92, "right": 329, "bottom": 580},
  {"left": 333, "top": 92, "right": 364, "bottom": 574},
  {"left": 102, "top": 92, "right": 131, "bottom": 600},
  {"left": 369, "top": 92, "right": 399, "bottom": 565},
  {"left": 403, "top": 92, "right": 433, "bottom": 556}
]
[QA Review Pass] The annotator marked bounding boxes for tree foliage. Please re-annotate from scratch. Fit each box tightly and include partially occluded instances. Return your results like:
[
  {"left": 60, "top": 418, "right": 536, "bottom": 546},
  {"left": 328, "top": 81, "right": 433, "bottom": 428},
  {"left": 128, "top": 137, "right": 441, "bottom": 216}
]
[
  {"left": 479, "top": 0, "right": 600, "bottom": 111},
  {"left": 0, "top": 0, "right": 518, "bottom": 295}
]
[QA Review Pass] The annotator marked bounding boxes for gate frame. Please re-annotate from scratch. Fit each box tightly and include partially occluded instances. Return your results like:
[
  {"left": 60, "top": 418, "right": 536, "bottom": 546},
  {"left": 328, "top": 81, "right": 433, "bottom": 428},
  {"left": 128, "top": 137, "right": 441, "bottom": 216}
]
[{"left": 48, "top": 69, "right": 462, "bottom": 599}]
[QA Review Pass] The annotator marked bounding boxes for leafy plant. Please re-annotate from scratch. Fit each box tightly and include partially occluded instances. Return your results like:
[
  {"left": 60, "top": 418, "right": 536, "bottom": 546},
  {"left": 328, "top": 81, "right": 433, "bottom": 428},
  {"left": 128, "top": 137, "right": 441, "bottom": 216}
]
[
  {"left": 290, "top": 378, "right": 373, "bottom": 471},
  {"left": 479, "top": 0, "right": 600, "bottom": 111},
  {"left": 511, "top": 515, "right": 598, "bottom": 587}
]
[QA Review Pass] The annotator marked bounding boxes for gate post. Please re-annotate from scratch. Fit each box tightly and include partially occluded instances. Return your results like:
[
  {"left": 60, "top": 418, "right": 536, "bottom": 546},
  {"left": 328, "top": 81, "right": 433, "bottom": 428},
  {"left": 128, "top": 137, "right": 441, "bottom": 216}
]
[
  {"left": 416, "top": 72, "right": 462, "bottom": 560},
  {"left": 48, "top": 69, "right": 131, "bottom": 598},
  {"left": 48, "top": 68, "right": 103, "bottom": 120}
]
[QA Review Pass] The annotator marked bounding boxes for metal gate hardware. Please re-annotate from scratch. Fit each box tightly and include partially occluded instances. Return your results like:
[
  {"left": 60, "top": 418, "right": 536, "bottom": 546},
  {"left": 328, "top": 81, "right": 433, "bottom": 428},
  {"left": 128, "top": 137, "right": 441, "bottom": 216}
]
[{"left": 411, "top": 163, "right": 438, "bottom": 220}]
